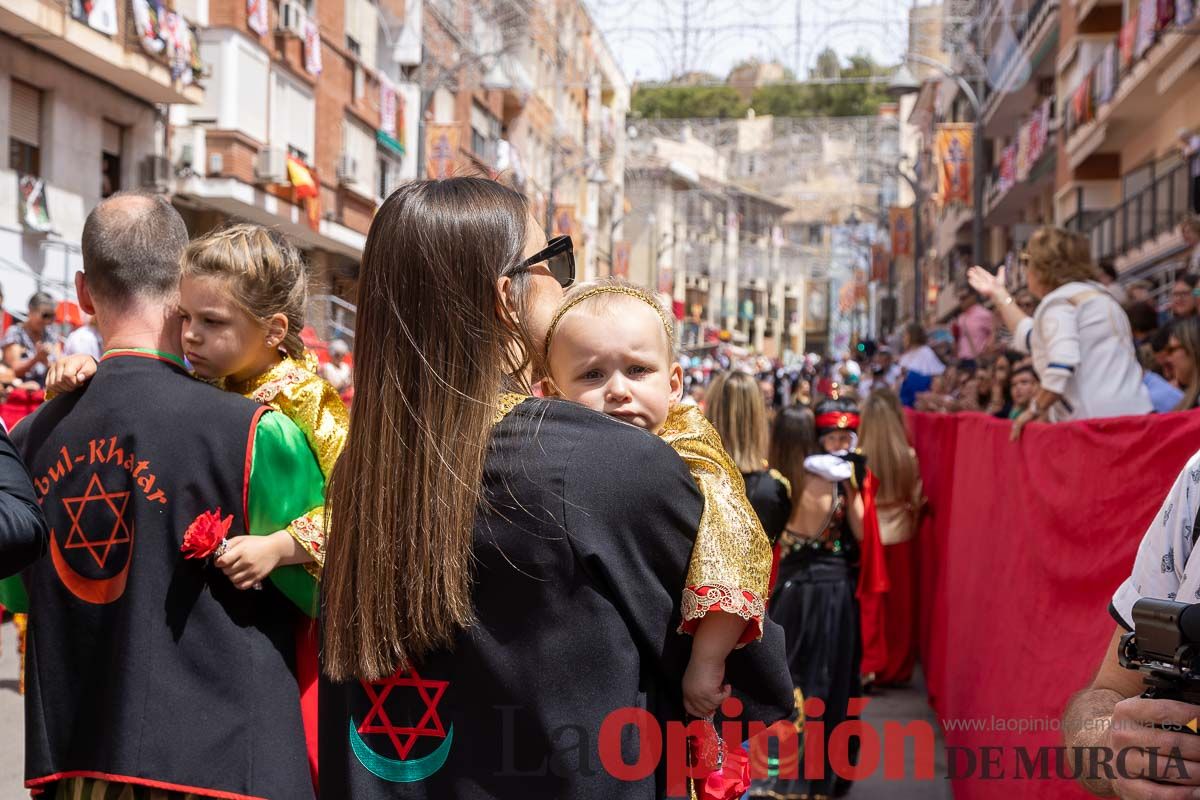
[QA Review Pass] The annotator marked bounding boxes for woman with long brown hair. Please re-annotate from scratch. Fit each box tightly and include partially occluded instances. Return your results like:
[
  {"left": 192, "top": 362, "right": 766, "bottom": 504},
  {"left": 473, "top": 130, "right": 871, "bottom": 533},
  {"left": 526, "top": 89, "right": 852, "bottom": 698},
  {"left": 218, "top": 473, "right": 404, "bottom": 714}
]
[
  {"left": 705, "top": 370, "right": 791, "bottom": 543},
  {"left": 1166, "top": 317, "right": 1200, "bottom": 410},
  {"left": 318, "top": 178, "right": 793, "bottom": 799},
  {"left": 752, "top": 403, "right": 866, "bottom": 800},
  {"left": 859, "top": 387, "right": 923, "bottom": 686}
]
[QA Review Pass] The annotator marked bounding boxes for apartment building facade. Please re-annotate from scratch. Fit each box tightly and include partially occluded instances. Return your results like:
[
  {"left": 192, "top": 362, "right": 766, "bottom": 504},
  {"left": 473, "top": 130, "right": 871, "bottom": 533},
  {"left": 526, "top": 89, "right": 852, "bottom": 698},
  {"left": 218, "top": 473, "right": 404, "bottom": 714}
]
[
  {"left": 1059, "top": 0, "right": 1199, "bottom": 294},
  {"left": 1, "top": 0, "right": 203, "bottom": 305}
]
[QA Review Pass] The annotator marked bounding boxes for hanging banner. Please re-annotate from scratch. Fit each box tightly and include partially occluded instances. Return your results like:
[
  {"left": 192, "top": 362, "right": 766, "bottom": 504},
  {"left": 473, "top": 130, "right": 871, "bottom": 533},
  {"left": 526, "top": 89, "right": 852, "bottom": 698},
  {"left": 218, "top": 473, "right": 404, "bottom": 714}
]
[
  {"left": 379, "top": 75, "right": 397, "bottom": 138},
  {"left": 1179, "top": 0, "right": 1194, "bottom": 26},
  {"left": 1016, "top": 120, "right": 1032, "bottom": 182},
  {"left": 1157, "top": 0, "right": 1176, "bottom": 29},
  {"left": 889, "top": 206, "right": 914, "bottom": 258},
  {"left": 935, "top": 124, "right": 973, "bottom": 208},
  {"left": 552, "top": 205, "right": 575, "bottom": 239},
  {"left": 871, "top": 243, "right": 889, "bottom": 284},
  {"left": 613, "top": 241, "right": 631, "bottom": 278},
  {"left": 131, "top": 0, "right": 165, "bottom": 54},
  {"left": 286, "top": 156, "right": 320, "bottom": 231},
  {"left": 998, "top": 143, "right": 1017, "bottom": 193},
  {"left": 1136, "top": 0, "right": 1157, "bottom": 58},
  {"left": 425, "top": 123, "right": 460, "bottom": 179},
  {"left": 807, "top": 280, "right": 827, "bottom": 327},
  {"left": 1070, "top": 74, "right": 1094, "bottom": 132},
  {"left": 18, "top": 176, "right": 52, "bottom": 233},
  {"left": 303, "top": 18, "right": 322, "bottom": 75},
  {"left": 247, "top": 0, "right": 268, "bottom": 35},
  {"left": 72, "top": 0, "right": 117, "bottom": 35},
  {"left": 1120, "top": 15, "right": 1137, "bottom": 68}
]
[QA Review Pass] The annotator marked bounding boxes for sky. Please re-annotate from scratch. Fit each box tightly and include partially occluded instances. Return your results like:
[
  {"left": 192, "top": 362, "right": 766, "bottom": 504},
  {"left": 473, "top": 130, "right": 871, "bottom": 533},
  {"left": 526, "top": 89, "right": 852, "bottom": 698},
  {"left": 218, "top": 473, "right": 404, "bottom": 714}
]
[{"left": 585, "top": 0, "right": 920, "bottom": 84}]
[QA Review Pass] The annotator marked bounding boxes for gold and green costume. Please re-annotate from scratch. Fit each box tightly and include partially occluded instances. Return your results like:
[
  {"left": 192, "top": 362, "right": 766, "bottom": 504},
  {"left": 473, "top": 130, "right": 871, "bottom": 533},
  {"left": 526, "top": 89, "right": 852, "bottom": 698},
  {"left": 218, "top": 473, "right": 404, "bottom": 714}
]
[
  {"left": 225, "top": 354, "right": 349, "bottom": 582},
  {"left": 660, "top": 403, "right": 772, "bottom": 646}
]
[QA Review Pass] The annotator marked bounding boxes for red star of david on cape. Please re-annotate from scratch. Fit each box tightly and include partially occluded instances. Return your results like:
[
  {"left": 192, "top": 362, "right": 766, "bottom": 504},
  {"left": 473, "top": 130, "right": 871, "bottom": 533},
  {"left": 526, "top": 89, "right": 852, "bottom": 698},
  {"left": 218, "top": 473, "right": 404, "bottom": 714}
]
[
  {"left": 358, "top": 666, "right": 449, "bottom": 760},
  {"left": 62, "top": 473, "right": 133, "bottom": 569}
]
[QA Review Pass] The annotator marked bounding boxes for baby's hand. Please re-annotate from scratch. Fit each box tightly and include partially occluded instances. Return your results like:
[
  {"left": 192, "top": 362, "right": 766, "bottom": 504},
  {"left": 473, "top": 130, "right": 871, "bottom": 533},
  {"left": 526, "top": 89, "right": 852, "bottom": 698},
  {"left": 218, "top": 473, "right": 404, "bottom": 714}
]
[
  {"left": 682, "top": 654, "right": 732, "bottom": 720},
  {"left": 214, "top": 535, "right": 283, "bottom": 590},
  {"left": 46, "top": 354, "right": 98, "bottom": 394}
]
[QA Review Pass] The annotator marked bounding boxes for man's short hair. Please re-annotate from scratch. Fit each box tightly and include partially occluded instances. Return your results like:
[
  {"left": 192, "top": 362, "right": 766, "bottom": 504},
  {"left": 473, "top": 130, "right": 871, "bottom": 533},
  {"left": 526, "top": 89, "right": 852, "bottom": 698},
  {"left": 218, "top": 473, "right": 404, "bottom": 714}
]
[{"left": 80, "top": 192, "right": 188, "bottom": 303}]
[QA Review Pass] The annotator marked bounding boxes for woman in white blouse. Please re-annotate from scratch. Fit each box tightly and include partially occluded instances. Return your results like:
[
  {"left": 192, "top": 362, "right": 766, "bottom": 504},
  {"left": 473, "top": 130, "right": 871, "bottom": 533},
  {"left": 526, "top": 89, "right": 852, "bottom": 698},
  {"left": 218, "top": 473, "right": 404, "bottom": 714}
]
[{"left": 967, "top": 226, "right": 1151, "bottom": 437}]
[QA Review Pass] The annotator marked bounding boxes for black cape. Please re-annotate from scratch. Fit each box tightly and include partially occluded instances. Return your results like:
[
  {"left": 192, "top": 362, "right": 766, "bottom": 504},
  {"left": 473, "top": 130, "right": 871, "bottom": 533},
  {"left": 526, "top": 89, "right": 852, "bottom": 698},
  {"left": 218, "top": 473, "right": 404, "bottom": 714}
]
[
  {"left": 320, "top": 397, "right": 795, "bottom": 799},
  {"left": 13, "top": 354, "right": 314, "bottom": 800},
  {"left": 742, "top": 469, "right": 791, "bottom": 544}
]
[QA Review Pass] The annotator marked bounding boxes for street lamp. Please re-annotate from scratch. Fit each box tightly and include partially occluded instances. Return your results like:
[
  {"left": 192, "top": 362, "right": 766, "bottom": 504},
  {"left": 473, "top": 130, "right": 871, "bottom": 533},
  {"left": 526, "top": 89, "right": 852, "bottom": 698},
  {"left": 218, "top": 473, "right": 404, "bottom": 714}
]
[
  {"left": 887, "top": 53, "right": 985, "bottom": 288},
  {"left": 886, "top": 65, "right": 921, "bottom": 100}
]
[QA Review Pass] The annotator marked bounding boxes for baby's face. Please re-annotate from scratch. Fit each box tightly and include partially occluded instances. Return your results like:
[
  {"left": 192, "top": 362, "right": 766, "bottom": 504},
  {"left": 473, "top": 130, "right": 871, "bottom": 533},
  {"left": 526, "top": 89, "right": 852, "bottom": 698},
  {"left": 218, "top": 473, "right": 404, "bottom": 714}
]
[{"left": 547, "top": 299, "right": 683, "bottom": 433}]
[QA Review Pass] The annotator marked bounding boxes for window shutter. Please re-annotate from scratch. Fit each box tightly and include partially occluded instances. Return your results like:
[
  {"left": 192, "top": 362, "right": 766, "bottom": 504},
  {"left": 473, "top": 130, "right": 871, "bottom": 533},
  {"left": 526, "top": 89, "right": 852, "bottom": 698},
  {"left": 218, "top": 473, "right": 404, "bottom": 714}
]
[
  {"left": 10, "top": 81, "right": 42, "bottom": 147},
  {"left": 102, "top": 120, "right": 122, "bottom": 155}
]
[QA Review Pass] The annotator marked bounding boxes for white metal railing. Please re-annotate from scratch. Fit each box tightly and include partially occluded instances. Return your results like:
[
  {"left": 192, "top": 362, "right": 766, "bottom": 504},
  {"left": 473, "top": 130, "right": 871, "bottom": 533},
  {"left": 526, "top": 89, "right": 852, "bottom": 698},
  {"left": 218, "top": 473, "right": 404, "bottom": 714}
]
[{"left": 311, "top": 294, "right": 356, "bottom": 343}]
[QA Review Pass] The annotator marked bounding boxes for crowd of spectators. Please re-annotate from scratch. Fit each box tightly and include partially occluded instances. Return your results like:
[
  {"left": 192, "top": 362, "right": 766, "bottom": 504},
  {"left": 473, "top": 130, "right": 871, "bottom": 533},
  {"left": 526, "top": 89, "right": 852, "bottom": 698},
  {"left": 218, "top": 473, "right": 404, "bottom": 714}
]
[
  {"left": 0, "top": 281, "right": 356, "bottom": 426},
  {"left": 838, "top": 218, "right": 1200, "bottom": 435}
]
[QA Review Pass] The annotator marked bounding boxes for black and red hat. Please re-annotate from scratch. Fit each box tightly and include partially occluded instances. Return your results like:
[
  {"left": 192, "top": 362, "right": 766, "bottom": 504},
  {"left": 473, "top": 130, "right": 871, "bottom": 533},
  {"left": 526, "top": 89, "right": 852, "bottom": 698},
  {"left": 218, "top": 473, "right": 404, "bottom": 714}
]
[{"left": 814, "top": 397, "right": 861, "bottom": 439}]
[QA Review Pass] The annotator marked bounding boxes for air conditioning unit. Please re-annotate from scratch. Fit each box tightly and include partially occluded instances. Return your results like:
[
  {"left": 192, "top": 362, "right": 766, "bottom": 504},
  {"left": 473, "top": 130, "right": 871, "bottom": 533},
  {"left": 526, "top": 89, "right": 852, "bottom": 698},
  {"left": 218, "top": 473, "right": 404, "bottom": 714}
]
[
  {"left": 255, "top": 147, "right": 288, "bottom": 184},
  {"left": 278, "top": 0, "right": 306, "bottom": 37},
  {"left": 336, "top": 153, "right": 358, "bottom": 184},
  {"left": 139, "top": 155, "right": 172, "bottom": 190}
]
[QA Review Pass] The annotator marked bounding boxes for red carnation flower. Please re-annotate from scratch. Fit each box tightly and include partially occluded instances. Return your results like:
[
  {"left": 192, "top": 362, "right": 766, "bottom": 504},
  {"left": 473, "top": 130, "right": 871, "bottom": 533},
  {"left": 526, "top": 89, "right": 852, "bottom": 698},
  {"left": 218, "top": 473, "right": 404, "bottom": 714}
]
[{"left": 181, "top": 508, "right": 234, "bottom": 560}]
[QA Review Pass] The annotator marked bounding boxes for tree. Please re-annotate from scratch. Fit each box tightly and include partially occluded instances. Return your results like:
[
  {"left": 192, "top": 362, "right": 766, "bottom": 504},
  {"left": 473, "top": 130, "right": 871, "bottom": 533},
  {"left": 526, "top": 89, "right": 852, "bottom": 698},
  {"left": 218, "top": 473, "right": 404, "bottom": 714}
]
[
  {"left": 631, "top": 85, "right": 747, "bottom": 119},
  {"left": 747, "top": 50, "right": 891, "bottom": 118},
  {"left": 629, "top": 51, "right": 892, "bottom": 120}
]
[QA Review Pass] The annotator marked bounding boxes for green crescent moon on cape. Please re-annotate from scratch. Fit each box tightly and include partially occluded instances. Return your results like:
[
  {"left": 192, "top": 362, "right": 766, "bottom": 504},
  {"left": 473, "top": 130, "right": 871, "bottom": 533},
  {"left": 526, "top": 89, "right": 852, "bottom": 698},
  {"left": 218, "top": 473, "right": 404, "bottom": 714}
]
[{"left": 349, "top": 719, "right": 454, "bottom": 783}]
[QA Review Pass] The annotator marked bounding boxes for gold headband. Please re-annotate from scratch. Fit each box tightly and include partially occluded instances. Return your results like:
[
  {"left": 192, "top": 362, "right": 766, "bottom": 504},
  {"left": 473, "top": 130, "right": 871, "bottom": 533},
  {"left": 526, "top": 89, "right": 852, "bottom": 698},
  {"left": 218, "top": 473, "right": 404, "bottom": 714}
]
[{"left": 544, "top": 284, "right": 675, "bottom": 360}]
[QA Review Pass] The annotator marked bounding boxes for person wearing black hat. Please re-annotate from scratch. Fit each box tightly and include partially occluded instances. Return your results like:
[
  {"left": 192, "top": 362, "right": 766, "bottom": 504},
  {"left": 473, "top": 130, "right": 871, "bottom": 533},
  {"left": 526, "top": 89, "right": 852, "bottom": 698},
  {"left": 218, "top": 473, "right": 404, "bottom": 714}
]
[{"left": 754, "top": 400, "right": 887, "bottom": 799}]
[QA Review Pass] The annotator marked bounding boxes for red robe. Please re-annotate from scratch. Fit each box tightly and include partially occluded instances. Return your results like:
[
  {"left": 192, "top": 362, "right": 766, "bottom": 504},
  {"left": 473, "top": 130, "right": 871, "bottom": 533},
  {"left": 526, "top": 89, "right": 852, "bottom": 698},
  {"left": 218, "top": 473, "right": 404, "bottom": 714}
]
[{"left": 857, "top": 470, "right": 890, "bottom": 677}]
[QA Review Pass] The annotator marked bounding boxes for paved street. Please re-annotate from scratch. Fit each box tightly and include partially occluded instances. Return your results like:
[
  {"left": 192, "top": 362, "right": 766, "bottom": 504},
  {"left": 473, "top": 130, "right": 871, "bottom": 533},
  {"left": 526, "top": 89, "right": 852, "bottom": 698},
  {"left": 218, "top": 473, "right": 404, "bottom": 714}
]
[
  {"left": 856, "top": 668, "right": 951, "bottom": 798},
  {"left": 0, "top": 620, "right": 23, "bottom": 795}
]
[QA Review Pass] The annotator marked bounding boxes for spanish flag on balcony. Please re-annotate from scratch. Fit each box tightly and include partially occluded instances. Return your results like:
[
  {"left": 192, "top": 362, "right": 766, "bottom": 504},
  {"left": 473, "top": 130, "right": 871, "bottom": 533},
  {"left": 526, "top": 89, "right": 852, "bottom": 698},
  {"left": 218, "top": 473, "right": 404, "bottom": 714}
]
[{"left": 287, "top": 156, "right": 321, "bottom": 231}]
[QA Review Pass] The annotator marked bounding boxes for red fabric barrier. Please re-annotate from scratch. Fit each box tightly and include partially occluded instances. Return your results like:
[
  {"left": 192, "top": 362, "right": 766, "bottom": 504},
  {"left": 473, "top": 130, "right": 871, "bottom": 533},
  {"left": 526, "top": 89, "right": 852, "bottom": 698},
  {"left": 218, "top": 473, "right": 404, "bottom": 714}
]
[
  {"left": 907, "top": 409, "right": 1200, "bottom": 799},
  {"left": 0, "top": 388, "right": 45, "bottom": 431}
]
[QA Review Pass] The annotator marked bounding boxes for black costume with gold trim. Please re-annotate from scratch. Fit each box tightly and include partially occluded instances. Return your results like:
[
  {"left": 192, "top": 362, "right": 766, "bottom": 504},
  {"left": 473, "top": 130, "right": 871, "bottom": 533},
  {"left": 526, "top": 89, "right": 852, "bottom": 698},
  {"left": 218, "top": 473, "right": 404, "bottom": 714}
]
[{"left": 319, "top": 395, "right": 795, "bottom": 799}]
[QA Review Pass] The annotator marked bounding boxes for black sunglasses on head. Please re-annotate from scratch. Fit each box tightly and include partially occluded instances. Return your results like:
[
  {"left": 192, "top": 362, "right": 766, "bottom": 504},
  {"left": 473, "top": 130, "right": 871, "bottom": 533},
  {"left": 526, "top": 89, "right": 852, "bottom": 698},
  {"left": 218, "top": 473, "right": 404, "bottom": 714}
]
[{"left": 513, "top": 235, "right": 575, "bottom": 288}]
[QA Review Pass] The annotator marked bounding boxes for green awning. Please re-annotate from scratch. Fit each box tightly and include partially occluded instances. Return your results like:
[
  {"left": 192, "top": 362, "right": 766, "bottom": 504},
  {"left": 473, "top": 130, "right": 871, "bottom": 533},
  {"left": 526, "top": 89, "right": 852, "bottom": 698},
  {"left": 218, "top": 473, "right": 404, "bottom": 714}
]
[{"left": 376, "top": 130, "right": 405, "bottom": 157}]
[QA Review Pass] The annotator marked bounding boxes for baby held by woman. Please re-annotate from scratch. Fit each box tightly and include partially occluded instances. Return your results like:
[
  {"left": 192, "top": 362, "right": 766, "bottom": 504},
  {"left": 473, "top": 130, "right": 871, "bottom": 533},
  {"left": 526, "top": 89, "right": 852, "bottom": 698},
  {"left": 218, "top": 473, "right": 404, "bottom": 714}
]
[{"left": 541, "top": 279, "right": 772, "bottom": 720}]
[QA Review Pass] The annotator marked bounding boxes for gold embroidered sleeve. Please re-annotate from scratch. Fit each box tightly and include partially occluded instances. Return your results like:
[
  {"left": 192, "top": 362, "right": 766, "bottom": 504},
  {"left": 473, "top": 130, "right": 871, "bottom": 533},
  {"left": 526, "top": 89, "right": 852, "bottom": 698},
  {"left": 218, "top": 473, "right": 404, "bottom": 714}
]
[
  {"left": 267, "top": 377, "right": 349, "bottom": 482},
  {"left": 288, "top": 506, "right": 326, "bottom": 579},
  {"left": 659, "top": 404, "right": 772, "bottom": 646}
]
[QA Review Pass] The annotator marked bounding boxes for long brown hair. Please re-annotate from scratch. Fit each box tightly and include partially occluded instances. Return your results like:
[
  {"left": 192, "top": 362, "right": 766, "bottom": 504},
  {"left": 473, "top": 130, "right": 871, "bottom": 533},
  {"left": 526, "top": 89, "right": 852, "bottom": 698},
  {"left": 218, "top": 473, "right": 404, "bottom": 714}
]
[
  {"left": 769, "top": 405, "right": 819, "bottom": 495},
  {"left": 706, "top": 371, "right": 769, "bottom": 473},
  {"left": 859, "top": 387, "right": 919, "bottom": 505},
  {"left": 1173, "top": 317, "right": 1200, "bottom": 411},
  {"left": 323, "top": 178, "right": 533, "bottom": 681}
]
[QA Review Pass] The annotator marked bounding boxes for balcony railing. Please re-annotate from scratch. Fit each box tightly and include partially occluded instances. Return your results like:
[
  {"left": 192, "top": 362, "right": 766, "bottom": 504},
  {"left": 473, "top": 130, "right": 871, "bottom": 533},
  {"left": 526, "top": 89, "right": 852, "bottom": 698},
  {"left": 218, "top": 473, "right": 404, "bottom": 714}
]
[
  {"left": 1085, "top": 155, "right": 1197, "bottom": 261},
  {"left": 980, "top": 0, "right": 1057, "bottom": 102},
  {"left": 2, "top": 0, "right": 204, "bottom": 102},
  {"left": 123, "top": 0, "right": 205, "bottom": 85},
  {"left": 984, "top": 95, "right": 1056, "bottom": 212},
  {"left": 1065, "top": 3, "right": 1195, "bottom": 139}
]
